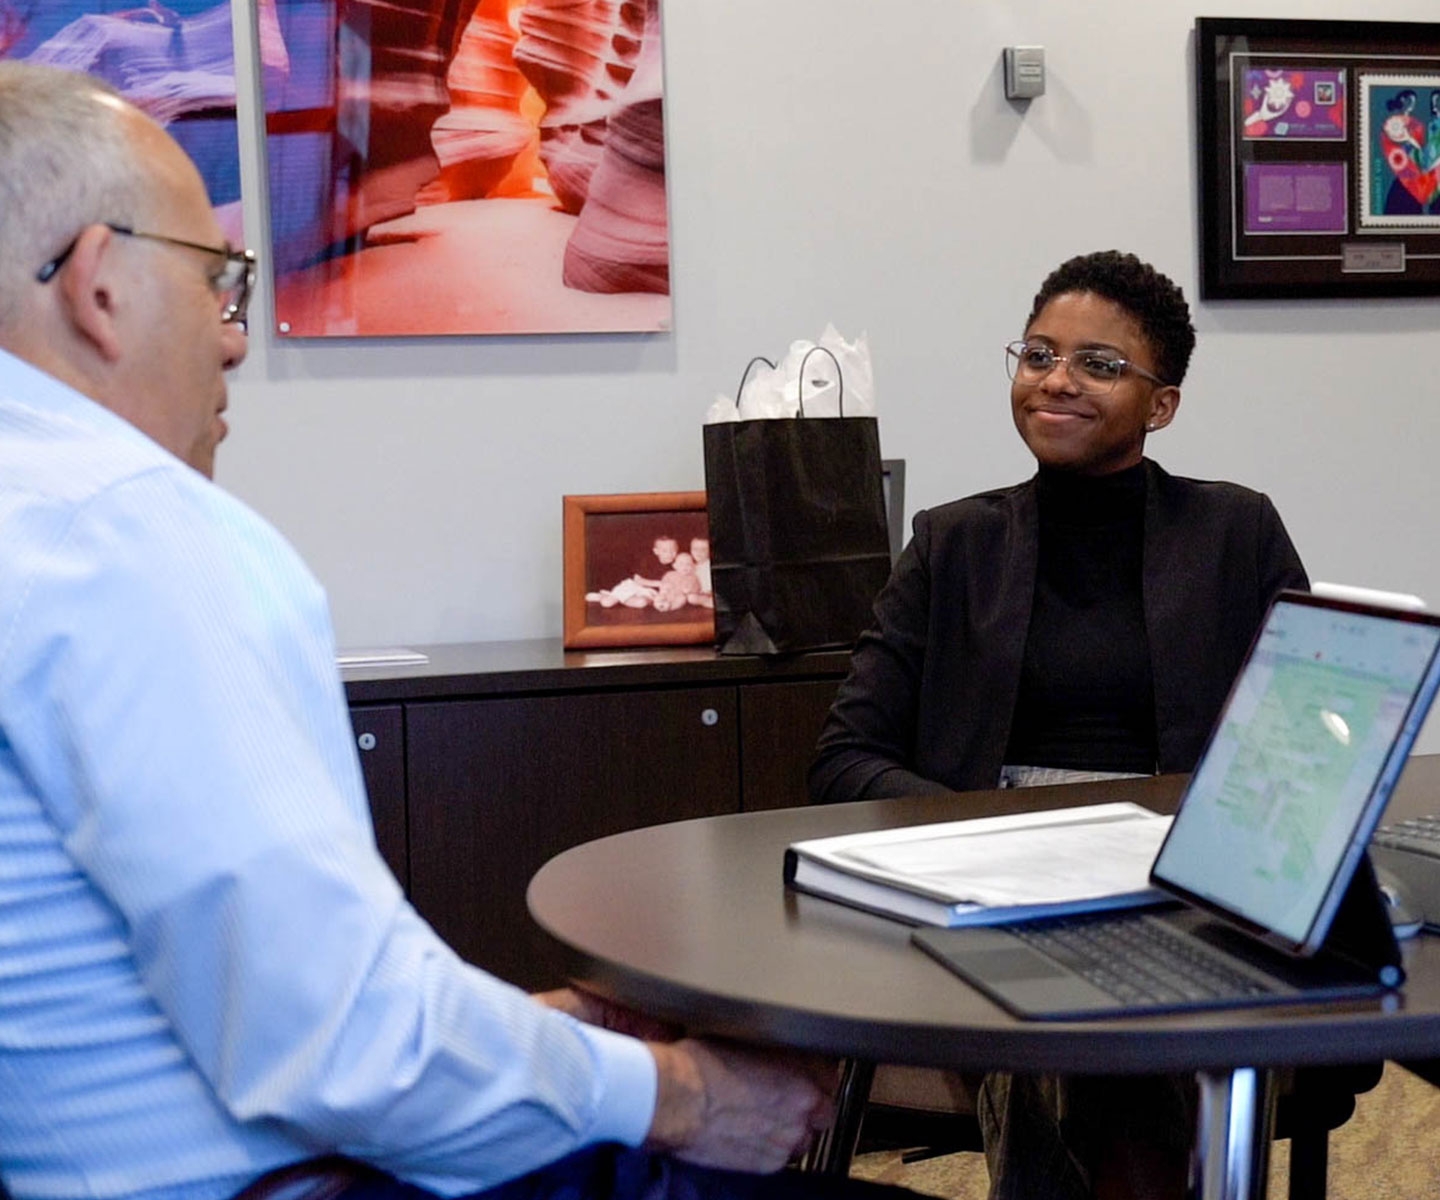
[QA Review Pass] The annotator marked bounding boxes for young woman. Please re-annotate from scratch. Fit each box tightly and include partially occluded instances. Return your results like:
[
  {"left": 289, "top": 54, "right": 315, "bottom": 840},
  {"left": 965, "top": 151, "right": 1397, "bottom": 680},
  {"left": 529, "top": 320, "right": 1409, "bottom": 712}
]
[
  {"left": 811, "top": 250, "right": 1306, "bottom": 805},
  {"left": 809, "top": 250, "right": 1309, "bottom": 1199}
]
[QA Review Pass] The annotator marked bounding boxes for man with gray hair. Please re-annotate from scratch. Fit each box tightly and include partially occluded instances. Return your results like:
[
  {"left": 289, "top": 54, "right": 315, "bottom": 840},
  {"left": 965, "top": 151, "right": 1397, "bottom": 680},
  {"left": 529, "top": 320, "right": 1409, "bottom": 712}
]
[{"left": 0, "top": 62, "right": 904, "bottom": 1200}]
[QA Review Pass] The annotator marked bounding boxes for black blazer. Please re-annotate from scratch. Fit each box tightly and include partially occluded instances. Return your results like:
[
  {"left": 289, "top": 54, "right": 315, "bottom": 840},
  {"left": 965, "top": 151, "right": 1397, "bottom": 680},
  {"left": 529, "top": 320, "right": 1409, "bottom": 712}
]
[{"left": 809, "top": 460, "right": 1308, "bottom": 803}]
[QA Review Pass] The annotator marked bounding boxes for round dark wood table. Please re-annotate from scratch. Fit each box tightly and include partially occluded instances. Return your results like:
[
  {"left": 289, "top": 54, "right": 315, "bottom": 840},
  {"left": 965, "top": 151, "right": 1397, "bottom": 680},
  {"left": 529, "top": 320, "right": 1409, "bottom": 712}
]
[{"left": 528, "top": 758, "right": 1440, "bottom": 1200}]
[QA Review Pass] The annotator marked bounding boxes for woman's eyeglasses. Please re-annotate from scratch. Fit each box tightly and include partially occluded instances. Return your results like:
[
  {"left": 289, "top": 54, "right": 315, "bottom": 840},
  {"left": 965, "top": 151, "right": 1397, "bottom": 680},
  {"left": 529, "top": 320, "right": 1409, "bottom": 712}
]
[{"left": 1005, "top": 340, "right": 1169, "bottom": 394}]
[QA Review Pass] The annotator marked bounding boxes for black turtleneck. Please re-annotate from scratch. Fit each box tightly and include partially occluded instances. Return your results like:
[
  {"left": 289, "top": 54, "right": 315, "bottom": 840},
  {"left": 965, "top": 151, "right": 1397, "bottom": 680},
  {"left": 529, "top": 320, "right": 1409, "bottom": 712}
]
[{"left": 1003, "top": 461, "right": 1158, "bottom": 773}]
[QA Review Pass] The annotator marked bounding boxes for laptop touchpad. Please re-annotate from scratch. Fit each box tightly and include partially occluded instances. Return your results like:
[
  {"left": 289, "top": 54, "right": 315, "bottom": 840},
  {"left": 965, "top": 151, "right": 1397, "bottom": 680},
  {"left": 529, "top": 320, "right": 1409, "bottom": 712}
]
[{"left": 954, "top": 947, "right": 1068, "bottom": 982}]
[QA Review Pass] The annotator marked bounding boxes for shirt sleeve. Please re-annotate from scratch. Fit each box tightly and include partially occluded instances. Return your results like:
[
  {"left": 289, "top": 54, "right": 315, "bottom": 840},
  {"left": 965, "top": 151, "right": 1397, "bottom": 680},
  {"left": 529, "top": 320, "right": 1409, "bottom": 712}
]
[
  {"left": 0, "top": 468, "right": 656, "bottom": 1195},
  {"left": 808, "top": 508, "right": 955, "bottom": 804}
]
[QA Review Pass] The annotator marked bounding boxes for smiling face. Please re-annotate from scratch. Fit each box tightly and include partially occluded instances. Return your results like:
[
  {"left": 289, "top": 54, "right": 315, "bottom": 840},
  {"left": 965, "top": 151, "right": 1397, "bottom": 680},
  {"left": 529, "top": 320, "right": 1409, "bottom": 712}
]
[{"left": 1010, "top": 290, "right": 1179, "bottom": 477}]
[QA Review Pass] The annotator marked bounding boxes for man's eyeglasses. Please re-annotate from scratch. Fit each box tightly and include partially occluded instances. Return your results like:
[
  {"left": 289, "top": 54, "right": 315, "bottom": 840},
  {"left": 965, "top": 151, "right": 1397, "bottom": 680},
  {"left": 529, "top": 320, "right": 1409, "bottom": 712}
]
[
  {"left": 36, "top": 223, "right": 256, "bottom": 327},
  {"left": 1005, "top": 340, "right": 1169, "bottom": 395}
]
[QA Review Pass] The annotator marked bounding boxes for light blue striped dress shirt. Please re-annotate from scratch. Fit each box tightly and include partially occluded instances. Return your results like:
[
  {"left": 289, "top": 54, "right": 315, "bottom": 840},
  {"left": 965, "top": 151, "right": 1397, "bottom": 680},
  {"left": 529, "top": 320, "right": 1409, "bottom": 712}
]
[{"left": 0, "top": 350, "right": 655, "bottom": 1200}]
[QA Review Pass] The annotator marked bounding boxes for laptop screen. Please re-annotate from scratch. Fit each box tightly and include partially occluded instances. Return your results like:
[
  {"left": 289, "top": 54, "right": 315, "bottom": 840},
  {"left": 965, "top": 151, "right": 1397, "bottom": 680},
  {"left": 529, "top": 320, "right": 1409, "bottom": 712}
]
[{"left": 1152, "top": 592, "right": 1440, "bottom": 953}]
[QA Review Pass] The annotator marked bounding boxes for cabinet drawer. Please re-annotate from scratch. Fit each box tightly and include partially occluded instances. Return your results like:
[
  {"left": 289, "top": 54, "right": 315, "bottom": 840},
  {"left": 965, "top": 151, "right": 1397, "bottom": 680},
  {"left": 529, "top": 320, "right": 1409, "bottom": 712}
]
[
  {"left": 349, "top": 704, "right": 407, "bottom": 889},
  {"left": 407, "top": 687, "right": 739, "bottom": 988},
  {"left": 739, "top": 679, "right": 842, "bottom": 811}
]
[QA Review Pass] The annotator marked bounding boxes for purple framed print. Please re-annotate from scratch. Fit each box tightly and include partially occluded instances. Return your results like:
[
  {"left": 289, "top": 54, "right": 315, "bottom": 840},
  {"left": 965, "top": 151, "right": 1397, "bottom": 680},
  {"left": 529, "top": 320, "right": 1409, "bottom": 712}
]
[
  {"left": 0, "top": 1, "right": 243, "bottom": 245},
  {"left": 1197, "top": 17, "right": 1440, "bottom": 299},
  {"left": 1243, "top": 162, "right": 1348, "bottom": 234},
  {"left": 1242, "top": 68, "right": 1347, "bottom": 140},
  {"left": 1358, "top": 74, "right": 1440, "bottom": 229}
]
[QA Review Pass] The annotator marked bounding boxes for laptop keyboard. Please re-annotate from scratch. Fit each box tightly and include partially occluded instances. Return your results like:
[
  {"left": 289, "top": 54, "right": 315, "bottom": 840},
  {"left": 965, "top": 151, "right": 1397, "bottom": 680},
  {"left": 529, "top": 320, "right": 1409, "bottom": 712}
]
[
  {"left": 1010, "top": 912, "right": 1280, "bottom": 1007},
  {"left": 1374, "top": 814, "right": 1440, "bottom": 859}
]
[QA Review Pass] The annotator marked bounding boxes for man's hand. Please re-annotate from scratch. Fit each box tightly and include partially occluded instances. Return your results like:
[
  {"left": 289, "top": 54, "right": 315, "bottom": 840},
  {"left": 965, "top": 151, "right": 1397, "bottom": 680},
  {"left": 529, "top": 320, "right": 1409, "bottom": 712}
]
[
  {"left": 533, "top": 987, "right": 682, "bottom": 1042},
  {"left": 644, "top": 1039, "right": 835, "bottom": 1174},
  {"left": 535, "top": 990, "right": 835, "bottom": 1172}
]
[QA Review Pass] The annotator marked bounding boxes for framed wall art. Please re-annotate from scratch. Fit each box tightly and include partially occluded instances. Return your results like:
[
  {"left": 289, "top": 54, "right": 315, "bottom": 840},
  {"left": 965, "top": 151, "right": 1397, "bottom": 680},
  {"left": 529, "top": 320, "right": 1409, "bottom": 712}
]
[
  {"left": 259, "top": 0, "right": 672, "bottom": 337},
  {"left": 563, "top": 492, "right": 713, "bottom": 650},
  {"left": 1196, "top": 17, "right": 1440, "bottom": 299},
  {"left": 2, "top": 1, "right": 243, "bottom": 243}
]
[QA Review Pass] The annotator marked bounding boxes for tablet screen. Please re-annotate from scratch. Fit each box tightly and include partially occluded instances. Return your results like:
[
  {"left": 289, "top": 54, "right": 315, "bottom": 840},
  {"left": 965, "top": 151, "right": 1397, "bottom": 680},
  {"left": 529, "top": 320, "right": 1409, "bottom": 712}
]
[{"left": 1153, "top": 595, "right": 1440, "bottom": 950}]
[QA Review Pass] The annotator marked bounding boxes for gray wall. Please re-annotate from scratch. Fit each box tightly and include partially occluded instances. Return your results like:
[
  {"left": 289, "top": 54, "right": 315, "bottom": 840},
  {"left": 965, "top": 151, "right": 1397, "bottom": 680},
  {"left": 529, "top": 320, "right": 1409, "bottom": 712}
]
[{"left": 221, "top": 0, "right": 1440, "bottom": 671}]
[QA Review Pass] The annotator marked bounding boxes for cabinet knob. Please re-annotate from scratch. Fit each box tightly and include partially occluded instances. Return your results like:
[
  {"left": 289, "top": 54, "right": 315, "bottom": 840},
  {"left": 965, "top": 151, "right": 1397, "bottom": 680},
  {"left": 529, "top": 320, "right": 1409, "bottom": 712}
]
[
  {"left": 357, "top": 731, "right": 378, "bottom": 751},
  {"left": 701, "top": 708, "right": 720, "bottom": 727}
]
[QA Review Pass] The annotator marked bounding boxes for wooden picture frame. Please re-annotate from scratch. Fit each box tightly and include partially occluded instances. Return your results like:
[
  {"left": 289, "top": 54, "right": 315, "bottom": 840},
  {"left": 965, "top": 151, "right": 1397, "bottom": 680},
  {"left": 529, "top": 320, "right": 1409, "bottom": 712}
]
[
  {"left": 563, "top": 492, "right": 714, "bottom": 650},
  {"left": 1196, "top": 17, "right": 1440, "bottom": 299}
]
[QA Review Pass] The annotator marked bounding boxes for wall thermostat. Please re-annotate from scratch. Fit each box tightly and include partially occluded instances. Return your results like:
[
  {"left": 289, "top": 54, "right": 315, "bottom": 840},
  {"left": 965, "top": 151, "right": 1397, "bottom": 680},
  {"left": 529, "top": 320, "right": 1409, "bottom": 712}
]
[{"left": 1004, "top": 46, "right": 1046, "bottom": 100}]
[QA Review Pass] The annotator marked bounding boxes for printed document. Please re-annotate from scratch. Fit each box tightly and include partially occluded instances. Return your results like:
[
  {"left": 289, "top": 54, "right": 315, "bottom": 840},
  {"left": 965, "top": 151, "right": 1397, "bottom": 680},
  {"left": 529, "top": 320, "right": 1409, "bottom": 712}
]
[{"left": 784, "top": 802, "right": 1172, "bottom": 926}]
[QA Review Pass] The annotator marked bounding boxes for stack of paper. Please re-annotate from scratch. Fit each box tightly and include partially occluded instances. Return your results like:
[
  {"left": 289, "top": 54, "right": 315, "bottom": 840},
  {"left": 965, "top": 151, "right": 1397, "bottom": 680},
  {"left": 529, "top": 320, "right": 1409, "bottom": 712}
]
[
  {"left": 336, "top": 648, "right": 429, "bottom": 668},
  {"left": 783, "top": 802, "right": 1173, "bottom": 927}
]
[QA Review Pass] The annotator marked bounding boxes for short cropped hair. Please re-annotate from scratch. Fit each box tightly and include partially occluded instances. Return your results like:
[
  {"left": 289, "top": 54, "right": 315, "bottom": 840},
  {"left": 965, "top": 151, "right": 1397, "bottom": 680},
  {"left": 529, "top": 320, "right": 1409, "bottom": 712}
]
[
  {"left": 0, "top": 62, "right": 152, "bottom": 325},
  {"left": 1025, "top": 250, "right": 1197, "bottom": 386}
]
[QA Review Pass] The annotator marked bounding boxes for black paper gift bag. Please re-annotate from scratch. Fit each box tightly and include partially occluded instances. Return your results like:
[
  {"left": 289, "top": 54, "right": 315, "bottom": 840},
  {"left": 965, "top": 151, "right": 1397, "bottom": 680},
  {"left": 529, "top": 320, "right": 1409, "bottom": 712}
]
[{"left": 702, "top": 349, "right": 893, "bottom": 655}]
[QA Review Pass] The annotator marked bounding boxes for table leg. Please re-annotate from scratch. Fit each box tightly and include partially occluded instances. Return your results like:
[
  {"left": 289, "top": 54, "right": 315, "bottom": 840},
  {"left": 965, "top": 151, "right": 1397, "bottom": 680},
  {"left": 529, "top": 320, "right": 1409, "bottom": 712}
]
[
  {"left": 801, "top": 1058, "right": 876, "bottom": 1176},
  {"left": 1189, "top": 1067, "right": 1276, "bottom": 1200}
]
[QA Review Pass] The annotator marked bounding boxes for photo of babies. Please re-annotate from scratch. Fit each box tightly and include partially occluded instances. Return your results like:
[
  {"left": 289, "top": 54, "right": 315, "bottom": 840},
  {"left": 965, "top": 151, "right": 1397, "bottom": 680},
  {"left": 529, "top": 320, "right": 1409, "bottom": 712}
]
[
  {"left": 587, "top": 535, "right": 714, "bottom": 613},
  {"left": 563, "top": 493, "right": 715, "bottom": 649}
]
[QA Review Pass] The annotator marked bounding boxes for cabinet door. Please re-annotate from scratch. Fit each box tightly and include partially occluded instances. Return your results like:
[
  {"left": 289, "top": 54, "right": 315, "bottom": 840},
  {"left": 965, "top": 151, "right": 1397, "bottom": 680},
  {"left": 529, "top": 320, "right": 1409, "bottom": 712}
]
[
  {"left": 407, "top": 688, "right": 739, "bottom": 989},
  {"left": 738, "top": 679, "right": 842, "bottom": 811},
  {"left": 349, "top": 704, "right": 407, "bottom": 890}
]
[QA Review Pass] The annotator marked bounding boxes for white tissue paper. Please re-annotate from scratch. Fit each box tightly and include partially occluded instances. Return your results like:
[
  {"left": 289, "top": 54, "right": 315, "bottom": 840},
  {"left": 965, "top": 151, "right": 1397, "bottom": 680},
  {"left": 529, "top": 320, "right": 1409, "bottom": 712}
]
[{"left": 704, "top": 325, "right": 876, "bottom": 423}]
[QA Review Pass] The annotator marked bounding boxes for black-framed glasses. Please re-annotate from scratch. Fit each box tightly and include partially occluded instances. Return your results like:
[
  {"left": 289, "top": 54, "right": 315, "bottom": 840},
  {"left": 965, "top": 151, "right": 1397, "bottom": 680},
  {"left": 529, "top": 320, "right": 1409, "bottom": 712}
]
[
  {"left": 36, "top": 222, "right": 256, "bottom": 327},
  {"left": 1004, "top": 340, "right": 1169, "bottom": 394}
]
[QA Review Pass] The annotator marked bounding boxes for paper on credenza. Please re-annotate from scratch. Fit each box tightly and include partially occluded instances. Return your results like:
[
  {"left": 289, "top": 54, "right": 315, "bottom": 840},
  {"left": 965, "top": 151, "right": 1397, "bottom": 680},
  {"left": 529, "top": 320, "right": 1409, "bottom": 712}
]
[{"left": 336, "top": 648, "right": 429, "bottom": 668}]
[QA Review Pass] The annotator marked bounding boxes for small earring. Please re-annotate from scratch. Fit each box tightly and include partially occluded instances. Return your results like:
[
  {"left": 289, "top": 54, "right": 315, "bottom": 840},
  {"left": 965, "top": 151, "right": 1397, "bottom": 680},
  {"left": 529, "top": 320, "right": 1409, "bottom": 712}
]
[{"left": 1145, "top": 422, "right": 1157, "bottom": 432}]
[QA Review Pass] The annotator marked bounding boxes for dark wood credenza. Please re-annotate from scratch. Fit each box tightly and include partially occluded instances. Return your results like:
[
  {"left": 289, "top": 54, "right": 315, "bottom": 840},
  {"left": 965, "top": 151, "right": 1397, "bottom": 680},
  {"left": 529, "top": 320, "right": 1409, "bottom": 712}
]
[{"left": 343, "top": 641, "right": 850, "bottom": 990}]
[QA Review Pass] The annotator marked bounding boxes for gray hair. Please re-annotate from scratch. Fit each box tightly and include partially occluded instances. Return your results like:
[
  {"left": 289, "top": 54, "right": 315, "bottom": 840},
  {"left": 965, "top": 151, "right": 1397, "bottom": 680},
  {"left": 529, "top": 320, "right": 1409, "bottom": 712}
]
[{"left": 0, "top": 62, "right": 155, "bottom": 325}]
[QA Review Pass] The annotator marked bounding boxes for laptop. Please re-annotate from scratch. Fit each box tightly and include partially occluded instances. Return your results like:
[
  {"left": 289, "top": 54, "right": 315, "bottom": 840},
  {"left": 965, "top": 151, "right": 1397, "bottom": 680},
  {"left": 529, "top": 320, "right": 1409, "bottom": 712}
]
[
  {"left": 913, "top": 590, "right": 1440, "bottom": 1020},
  {"left": 1312, "top": 585, "right": 1440, "bottom": 929},
  {"left": 1371, "top": 817, "right": 1440, "bottom": 931}
]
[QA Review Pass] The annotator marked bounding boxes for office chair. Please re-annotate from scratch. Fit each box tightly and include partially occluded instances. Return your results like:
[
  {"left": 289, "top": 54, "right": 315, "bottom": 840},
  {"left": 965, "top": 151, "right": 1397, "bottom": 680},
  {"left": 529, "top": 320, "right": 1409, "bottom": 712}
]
[
  {"left": 856, "top": 1065, "right": 981, "bottom": 1161},
  {"left": 825, "top": 1060, "right": 1383, "bottom": 1200}
]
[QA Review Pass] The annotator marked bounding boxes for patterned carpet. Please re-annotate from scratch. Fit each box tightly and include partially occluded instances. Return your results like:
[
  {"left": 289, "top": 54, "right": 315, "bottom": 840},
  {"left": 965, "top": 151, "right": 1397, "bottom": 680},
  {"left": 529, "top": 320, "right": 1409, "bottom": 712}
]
[{"left": 849, "top": 1063, "right": 1440, "bottom": 1198}]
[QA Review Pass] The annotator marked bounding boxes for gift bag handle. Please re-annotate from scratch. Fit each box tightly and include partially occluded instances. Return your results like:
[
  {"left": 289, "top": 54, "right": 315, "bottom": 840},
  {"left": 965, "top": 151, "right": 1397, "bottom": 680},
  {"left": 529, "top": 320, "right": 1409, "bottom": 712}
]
[
  {"left": 735, "top": 356, "right": 778, "bottom": 407},
  {"left": 797, "top": 345, "right": 844, "bottom": 418}
]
